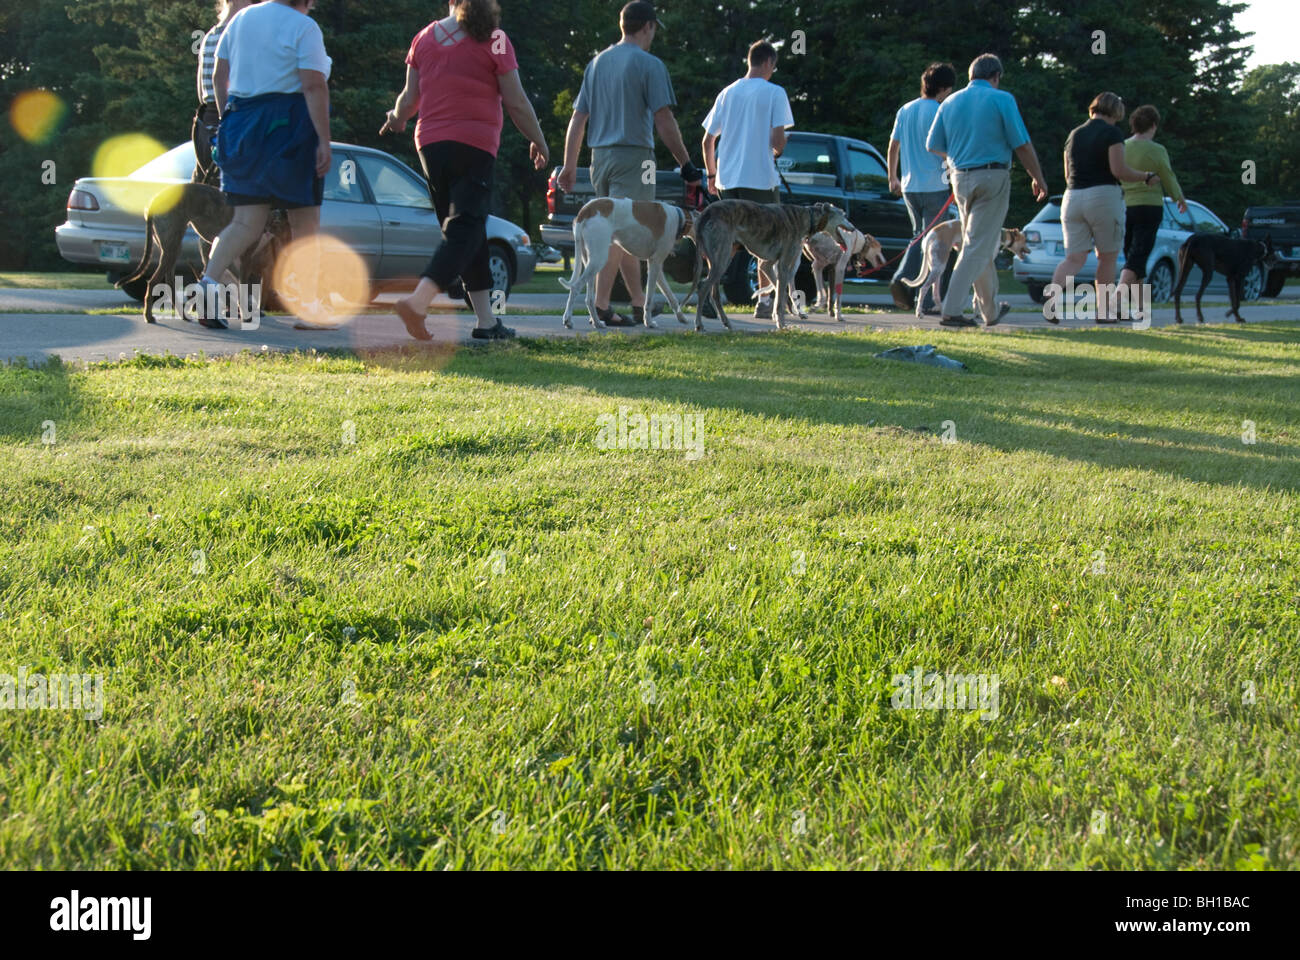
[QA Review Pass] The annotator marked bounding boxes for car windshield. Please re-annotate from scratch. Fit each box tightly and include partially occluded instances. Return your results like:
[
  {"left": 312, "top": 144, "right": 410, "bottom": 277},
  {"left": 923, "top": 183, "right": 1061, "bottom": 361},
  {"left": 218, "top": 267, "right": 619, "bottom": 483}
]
[{"left": 129, "top": 143, "right": 196, "bottom": 181}]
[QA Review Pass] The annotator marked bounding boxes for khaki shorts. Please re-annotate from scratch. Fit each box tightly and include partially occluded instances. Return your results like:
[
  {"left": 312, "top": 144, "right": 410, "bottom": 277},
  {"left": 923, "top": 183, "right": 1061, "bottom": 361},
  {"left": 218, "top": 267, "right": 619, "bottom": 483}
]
[
  {"left": 590, "top": 145, "right": 655, "bottom": 200},
  {"left": 1062, "top": 184, "right": 1124, "bottom": 255}
]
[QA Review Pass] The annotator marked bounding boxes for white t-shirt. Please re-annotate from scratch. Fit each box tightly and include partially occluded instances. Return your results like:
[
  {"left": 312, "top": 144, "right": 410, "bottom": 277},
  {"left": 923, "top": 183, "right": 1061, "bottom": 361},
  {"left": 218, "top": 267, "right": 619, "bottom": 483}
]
[
  {"left": 702, "top": 77, "right": 795, "bottom": 191},
  {"left": 216, "top": 2, "right": 332, "bottom": 99}
]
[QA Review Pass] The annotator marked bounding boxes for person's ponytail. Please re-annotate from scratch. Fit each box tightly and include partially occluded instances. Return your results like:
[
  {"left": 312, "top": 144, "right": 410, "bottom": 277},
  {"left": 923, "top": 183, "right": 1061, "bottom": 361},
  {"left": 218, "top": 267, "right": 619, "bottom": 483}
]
[{"left": 456, "top": 0, "right": 501, "bottom": 44}]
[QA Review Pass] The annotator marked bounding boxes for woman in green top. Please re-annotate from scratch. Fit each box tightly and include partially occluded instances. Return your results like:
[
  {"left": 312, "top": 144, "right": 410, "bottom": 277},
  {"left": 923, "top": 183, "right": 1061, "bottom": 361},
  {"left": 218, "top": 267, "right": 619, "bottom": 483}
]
[{"left": 1119, "top": 104, "right": 1186, "bottom": 291}]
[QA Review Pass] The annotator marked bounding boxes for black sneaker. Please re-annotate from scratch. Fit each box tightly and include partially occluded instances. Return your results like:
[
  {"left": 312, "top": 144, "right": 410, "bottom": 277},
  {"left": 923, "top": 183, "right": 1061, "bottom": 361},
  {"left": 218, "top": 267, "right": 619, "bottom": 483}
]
[
  {"left": 471, "top": 321, "right": 516, "bottom": 340},
  {"left": 754, "top": 298, "right": 773, "bottom": 320},
  {"left": 940, "top": 314, "right": 978, "bottom": 327}
]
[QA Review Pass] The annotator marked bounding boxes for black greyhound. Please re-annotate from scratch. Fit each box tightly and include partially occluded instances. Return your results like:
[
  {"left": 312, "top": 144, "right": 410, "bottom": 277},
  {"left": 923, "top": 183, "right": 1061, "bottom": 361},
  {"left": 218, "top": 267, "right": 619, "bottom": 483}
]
[{"left": 1174, "top": 232, "right": 1278, "bottom": 324}]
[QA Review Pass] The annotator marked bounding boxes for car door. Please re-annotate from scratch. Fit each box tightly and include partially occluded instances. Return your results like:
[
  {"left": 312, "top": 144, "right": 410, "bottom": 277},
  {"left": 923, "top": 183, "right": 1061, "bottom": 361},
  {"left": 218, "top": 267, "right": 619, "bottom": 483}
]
[
  {"left": 319, "top": 150, "right": 383, "bottom": 276},
  {"left": 844, "top": 144, "right": 913, "bottom": 258},
  {"left": 776, "top": 135, "right": 848, "bottom": 209},
  {"left": 353, "top": 152, "right": 440, "bottom": 279}
]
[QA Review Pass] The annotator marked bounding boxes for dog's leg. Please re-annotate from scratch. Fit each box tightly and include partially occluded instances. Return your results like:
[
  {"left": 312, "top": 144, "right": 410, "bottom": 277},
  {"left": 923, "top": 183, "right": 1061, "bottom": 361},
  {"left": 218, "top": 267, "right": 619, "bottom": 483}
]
[
  {"left": 1173, "top": 245, "right": 1191, "bottom": 324},
  {"left": 641, "top": 260, "right": 661, "bottom": 328},
  {"left": 1229, "top": 272, "right": 1245, "bottom": 323},
  {"left": 652, "top": 258, "right": 687, "bottom": 326},
  {"left": 1195, "top": 259, "right": 1211, "bottom": 324},
  {"left": 560, "top": 222, "right": 589, "bottom": 329},
  {"left": 833, "top": 250, "right": 849, "bottom": 321}
]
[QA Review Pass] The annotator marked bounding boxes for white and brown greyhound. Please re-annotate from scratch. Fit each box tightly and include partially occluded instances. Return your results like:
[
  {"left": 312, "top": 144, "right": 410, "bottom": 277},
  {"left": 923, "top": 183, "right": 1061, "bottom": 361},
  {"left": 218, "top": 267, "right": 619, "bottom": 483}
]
[
  {"left": 560, "top": 198, "right": 695, "bottom": 329},
  {"left": 804, "top": 226, "right": 885, "bottom": 321},
  {"left": 903, "top": 220, "right": 1031, "bottom": 318}
]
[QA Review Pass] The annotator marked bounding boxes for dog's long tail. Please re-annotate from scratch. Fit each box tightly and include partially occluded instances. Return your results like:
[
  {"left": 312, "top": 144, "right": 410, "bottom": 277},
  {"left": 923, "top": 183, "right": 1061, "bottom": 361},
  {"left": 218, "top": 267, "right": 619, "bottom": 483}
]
[
  {"left": 1173, "top": 236, "right": 1194, "bottom": 298},
  {"left": 901, "top": 234, "right": 937, "bottom": 289},
  {"left": 558, "top": 218, "right": 586, "bottom": 293},
  {"left": 679, "top": 221, "right": 707, "bottom": 309},
  {"left": 118, "top": 204, "right": 156, "bottom": 289}
]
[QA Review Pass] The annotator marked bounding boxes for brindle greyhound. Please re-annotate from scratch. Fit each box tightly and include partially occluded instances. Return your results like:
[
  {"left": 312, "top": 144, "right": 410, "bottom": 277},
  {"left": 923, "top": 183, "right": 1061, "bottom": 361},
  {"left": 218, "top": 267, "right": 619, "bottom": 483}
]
[
  {"left": 685, "top": 200, "right": 854, "bottom": 330},
  {"left": 117, "top": 183, "right": 282, "bottom": 323}
]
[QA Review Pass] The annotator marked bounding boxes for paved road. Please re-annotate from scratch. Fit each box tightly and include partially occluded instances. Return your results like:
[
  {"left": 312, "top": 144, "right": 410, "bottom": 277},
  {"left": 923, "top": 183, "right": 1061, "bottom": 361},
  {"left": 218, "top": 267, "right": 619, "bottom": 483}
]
[{"left": 1, "top": 287, "right": 1297, "bottom": 363}]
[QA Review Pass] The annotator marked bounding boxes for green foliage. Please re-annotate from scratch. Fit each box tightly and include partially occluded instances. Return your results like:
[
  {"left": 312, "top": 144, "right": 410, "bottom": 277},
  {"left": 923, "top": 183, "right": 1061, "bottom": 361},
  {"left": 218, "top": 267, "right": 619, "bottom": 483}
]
[{"left": 0, "top": 0, "right": 1294, "bottom": 269}]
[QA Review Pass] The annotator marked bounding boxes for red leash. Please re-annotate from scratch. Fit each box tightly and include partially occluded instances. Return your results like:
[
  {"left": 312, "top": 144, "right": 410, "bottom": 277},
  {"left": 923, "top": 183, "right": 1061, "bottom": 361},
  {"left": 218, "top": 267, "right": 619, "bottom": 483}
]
[{"left": 855, "top": 193, "right": 955, "bottom": 277}]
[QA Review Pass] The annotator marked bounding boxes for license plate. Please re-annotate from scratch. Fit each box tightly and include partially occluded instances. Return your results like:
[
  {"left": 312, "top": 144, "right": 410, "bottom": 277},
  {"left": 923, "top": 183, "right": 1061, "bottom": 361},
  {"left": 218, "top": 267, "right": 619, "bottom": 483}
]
[{"left": 99, "top": 241, "right": 130, "bottom": 263}]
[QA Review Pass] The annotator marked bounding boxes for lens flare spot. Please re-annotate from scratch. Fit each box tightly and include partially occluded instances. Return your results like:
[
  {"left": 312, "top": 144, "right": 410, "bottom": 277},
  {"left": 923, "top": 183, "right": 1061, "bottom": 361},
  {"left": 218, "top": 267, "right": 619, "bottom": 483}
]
[
  {"left": 92, "top": 134, "right": 175, "bottom": 215},
  {"left": 10, "top": 90, "right": 67, "bottom": 144},
  {"left": 272, "top": 234, "right": 370, "bottom": 325}
]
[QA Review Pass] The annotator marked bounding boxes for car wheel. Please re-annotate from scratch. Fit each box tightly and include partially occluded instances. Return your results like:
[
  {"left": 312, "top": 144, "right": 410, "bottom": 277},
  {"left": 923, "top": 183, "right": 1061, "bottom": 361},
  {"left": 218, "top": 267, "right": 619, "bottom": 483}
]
[
  {"left": 1147, "top": 259, "right": 1175, "bottom": 303},
  {"left": 488, "top": 242, "right": 514, "bottom": 300},
  {"left": 1263, "top": 270, "right": 1286, "bottom": 299},
  {"left": 1025, "top": 280, "right": 1047, "bottom": 305},
  {"left": 1241, "top": 262, "right": 1265, "bottom": 301},
  {"left": 723, "top": 253, "right": 758, "bottom": 306}
]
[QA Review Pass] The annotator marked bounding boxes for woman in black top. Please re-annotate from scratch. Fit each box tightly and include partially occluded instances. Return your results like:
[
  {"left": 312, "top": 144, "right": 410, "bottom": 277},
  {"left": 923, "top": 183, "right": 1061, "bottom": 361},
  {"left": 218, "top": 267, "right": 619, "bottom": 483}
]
[{"left": 1049, "top": 92, "right": 1159, "bottom": 322}]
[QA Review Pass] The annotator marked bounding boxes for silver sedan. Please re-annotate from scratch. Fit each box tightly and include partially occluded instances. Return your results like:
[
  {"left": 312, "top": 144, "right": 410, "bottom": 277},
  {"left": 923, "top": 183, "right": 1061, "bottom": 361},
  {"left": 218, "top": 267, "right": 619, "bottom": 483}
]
[{"left": 55, "top": 141, "right": 536, "bottom": 301}]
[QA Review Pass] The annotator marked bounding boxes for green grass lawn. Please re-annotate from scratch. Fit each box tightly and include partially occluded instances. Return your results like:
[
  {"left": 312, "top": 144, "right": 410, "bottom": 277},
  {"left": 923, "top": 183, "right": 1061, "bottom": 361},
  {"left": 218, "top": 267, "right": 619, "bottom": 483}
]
[
  {"left": 2, "top": 323, "right": 1298, "bottom": 869},
  {"left": 0, "top": 271, "right": 113, "bottom": 290}
]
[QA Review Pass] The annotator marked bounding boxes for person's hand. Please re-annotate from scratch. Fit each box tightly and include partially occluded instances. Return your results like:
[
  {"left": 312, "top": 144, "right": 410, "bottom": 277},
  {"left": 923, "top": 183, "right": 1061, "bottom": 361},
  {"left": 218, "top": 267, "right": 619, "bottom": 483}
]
[
  {"left": 379, "top": 110, "right": 404, "bottom": 135},
  {"left": 706, "top": 172, "right": 718, "bottom": 196},
  {"left": 679, "top": 160, "right": 703, "bottom": 184},
  {"left": 1176, "top": 198, "right": 1188, "bottom": 214},
  {"left": 888, "top": 175, "right": 902, "bottom": 196},
  {"left": 1031, "top": 176, "right": 1048, "bottom": 201},
  {"left": 315, "top": 141, "right": 332, "bottom": 178},
  {"left": 529, "top": 140, "right": 549, "bottom": 171},
  {"left": 557, "top": 165, "right": 576, "bottom": 193}
]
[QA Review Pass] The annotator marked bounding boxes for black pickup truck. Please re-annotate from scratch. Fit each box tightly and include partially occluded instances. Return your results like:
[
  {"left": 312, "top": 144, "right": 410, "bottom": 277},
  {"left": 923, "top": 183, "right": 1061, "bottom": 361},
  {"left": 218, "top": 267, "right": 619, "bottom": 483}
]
[
  {"left": 1242, "top": 204, "right": 1300, "bottom": 297},
  {"left": 540, "top": 131, "right": 915, "bottom": 304}
]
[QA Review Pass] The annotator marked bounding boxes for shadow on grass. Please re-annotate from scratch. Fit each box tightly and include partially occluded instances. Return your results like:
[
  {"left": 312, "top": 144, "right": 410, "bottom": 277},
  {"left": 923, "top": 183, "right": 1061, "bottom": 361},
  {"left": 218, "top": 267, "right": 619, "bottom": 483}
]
[
  {"left": 437, "top": 326, "right": 1300, "bottom": 492},
  {"left": 0, "top": 355, "right": 85, "bottom": 445}
]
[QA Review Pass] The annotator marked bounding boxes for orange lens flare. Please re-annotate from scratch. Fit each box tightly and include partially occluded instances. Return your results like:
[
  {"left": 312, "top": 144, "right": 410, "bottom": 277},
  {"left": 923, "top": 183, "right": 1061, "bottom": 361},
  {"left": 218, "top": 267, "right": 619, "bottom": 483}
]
[{"left": 9, "top": 90, "right": 67, "bottom": 145}]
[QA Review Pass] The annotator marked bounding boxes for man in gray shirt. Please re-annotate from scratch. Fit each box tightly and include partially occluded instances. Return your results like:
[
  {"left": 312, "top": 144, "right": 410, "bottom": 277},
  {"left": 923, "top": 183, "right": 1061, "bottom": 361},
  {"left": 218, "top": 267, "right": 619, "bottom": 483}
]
[{"left": 558, "top": 1, "right": 700, "bottom": 326}]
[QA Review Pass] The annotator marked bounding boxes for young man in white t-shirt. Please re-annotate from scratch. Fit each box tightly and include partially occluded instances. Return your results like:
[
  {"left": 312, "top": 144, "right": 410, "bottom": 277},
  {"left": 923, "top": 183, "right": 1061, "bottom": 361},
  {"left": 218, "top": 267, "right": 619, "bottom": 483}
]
[{"left": 701, "top": 40, "right": 795, "bottom": 317}]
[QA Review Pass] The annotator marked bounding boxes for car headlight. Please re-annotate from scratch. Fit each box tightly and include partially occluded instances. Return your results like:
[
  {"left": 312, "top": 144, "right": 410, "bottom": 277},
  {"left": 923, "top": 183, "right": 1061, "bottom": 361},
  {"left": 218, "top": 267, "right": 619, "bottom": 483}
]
[
  {"left": 513, "top": 232, "right": 531, "bottom": 248},
  {"left": 1025, "top": 230, "right": 1041, "bottom": 244}
]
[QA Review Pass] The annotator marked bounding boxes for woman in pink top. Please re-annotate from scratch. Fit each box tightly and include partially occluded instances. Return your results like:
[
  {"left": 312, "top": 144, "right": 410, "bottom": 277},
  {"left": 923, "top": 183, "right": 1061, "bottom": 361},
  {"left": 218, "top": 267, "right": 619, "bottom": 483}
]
[{"left": 381, "top": 0, "right": 549, "bottom": 340}]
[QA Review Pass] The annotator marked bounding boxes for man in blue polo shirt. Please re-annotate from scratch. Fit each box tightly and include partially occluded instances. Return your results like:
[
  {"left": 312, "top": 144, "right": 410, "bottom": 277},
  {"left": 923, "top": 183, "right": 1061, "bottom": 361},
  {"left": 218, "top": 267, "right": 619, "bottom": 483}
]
[
  {"left": 888, "top": 62, "right": 956, "bottom": 314},
  {"left": 926, "top": 53, "right": 1049, "bottom": 327}
]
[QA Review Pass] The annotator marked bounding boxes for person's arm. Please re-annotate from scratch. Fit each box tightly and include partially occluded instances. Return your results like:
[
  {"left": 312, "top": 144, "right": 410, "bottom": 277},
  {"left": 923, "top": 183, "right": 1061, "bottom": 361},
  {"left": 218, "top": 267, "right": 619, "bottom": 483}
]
[
  {"left": 298, "top": 68, "right": 331, "bottom": 177},
  {"left": 702, "top": 131, "right": 719, "bottom": 192},
  {"left": 887, "top": 139, "right": 902, "bottom": 195},
  {"left": 1155, "top": 148, "right": 1185, "bottom": 209},
  {"left": 214, "top": 58, "right": 230, "bottom": 117},
  {"left": 381, "top": 64, "right": 420, "bottom": 134},
  {"left": 654, "top": 106, "right": 695, "bottom": 175},
  {"left": 497, "top": 69, "right": 549, "bottom": 170},
  {"left": 557, "top": 110, "right": 588, "bottom": 192},
  {"left": 770, "top": 126, "right": 787, "bottom": 157},
  {"left": 1109, "top": 142, "right": 1154, "bottom": 184},
  {"left": 1014, "top": 141, "right": 1049, "bottom": 200}
]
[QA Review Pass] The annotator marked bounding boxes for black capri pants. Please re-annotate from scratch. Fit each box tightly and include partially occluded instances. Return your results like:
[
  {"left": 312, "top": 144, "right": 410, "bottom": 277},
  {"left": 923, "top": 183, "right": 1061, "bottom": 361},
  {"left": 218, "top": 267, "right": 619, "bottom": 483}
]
[
  {"left": 418, "top": 139, "right": 495, "bottom": 292},
  {"left": 1123, "top": 204, "right": 1164, "bottom": 279}
]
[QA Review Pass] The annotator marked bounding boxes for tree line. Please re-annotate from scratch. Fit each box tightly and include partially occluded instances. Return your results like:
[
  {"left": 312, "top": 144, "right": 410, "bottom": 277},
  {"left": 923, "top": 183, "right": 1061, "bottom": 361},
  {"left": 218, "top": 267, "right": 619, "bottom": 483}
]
[{"left": 1, "top": 0, "right": 1297, "bottom": 270}]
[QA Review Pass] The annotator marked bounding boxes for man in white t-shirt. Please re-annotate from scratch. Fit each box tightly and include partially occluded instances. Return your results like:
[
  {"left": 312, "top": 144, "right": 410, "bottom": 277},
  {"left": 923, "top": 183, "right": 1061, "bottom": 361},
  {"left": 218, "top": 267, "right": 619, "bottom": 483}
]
[{"left": 702, "top": 40, "right": 795, "bottom": 317}]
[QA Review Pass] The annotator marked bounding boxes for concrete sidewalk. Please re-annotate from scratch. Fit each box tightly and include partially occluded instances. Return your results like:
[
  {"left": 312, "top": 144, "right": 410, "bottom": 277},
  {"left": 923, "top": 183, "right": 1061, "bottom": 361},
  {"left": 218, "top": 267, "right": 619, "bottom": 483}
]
[{"left": 1, "top": 288, "right": 1297, "bottom": 363}]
